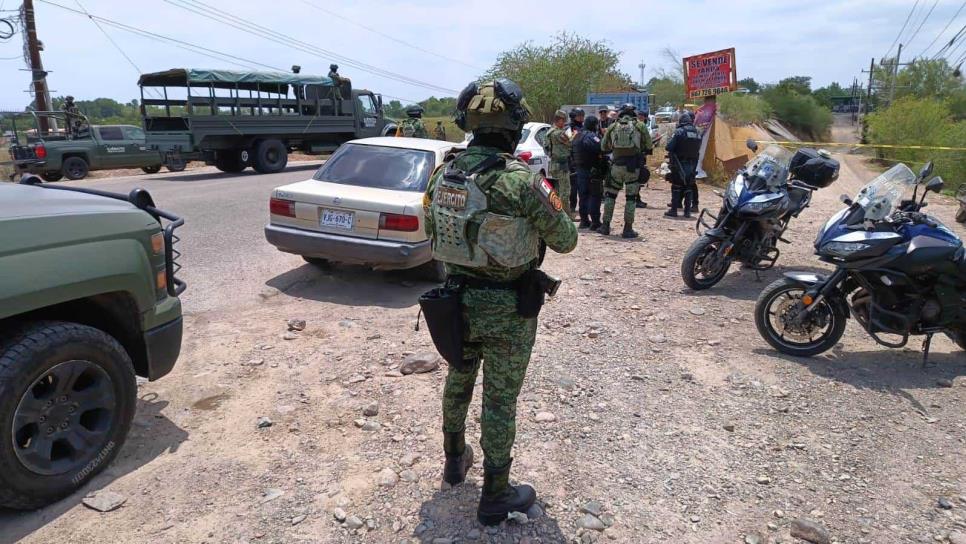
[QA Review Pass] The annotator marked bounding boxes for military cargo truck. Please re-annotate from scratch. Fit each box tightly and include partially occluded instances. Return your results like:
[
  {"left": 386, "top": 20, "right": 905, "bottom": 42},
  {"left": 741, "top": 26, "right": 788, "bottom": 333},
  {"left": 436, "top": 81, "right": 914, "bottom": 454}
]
[{"left": 139, "top": 68, "right": 398, "bottom": 174}]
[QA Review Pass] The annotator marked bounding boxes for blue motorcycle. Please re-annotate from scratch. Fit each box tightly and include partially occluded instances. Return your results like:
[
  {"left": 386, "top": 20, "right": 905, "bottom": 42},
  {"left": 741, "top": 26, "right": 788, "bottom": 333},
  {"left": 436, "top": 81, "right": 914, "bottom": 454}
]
[
  {"left": 682, "top": 141, "right": 838, "bottom": 290},
  {"left": 754, "top": 160, "right": 965, "bottom": 361}
]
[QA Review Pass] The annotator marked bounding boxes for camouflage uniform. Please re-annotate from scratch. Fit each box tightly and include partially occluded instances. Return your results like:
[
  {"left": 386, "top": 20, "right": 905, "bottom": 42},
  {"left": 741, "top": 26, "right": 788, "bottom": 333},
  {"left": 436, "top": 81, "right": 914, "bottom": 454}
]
[
  {"left": 600, "top": 113, "right": 652, "bottom": 236},
  {"left": 425, "top": 146, "right": 577, "bottom": 467},
  {"left": 434, "top": 123, "right": 447, "bottom": 141},
  {"left": 544, "top": 125, "right": 572, "bottom": 215},
  {"left": 399, "top": 117, "right": 429, "bottom": 138}
]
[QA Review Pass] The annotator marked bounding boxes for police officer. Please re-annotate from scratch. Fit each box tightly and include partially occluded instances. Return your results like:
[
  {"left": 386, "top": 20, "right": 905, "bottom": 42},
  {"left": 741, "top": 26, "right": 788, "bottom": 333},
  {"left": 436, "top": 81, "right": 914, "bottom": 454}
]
[
  {"left": 573, "top": 115, "right": 606, "bottom": 230},
  {"left": 397, "top": 105, "right": 429, "bottom": 138},
  {"left": 600, "top": 103, "right": 652, "bottom": 238},
  {"left": 544, "top": 110, "right": 573, "bottom": 217},
  {"left": 424, "top": 79, "right": 578, "bottom": 526},
  {"left": 434, "top": 121, "right": 448, "bottom": 141},
  {"left": 567, "top": 108, "right": 585, "bottom": 215},
  {"left": 664, "top": 112, "right": 702, "bottom": 218}
]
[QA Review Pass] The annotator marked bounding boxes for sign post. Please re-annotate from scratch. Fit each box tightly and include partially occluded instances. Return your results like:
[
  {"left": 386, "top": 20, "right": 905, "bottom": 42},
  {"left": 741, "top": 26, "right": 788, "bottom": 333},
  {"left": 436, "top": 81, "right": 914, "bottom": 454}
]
[{"left": 683, "top": 48, "right": 738, "bottom": 99}]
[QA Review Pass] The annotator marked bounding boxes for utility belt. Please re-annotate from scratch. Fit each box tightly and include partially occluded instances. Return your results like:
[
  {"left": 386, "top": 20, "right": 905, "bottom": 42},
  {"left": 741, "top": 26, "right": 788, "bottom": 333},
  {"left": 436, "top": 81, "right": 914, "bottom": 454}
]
[
  {"left": 613, "top": 154, "right": 644, "bottom": 171},
  {"left": 416, "top": 270, "right": 561, "bottom": 368}
]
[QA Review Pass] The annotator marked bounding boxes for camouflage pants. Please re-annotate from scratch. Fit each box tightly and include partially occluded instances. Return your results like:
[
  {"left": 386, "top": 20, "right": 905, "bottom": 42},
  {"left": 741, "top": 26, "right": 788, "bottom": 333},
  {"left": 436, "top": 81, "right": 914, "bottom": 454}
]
[
  {"left": 549, "top": 160, "right": 572, "bottom": 215},
  {"left": 602, "top": 163, "right": 640, "bottom": 229},
  {"left": 442, "top": 288, "right": 537, "bottom": 468}
]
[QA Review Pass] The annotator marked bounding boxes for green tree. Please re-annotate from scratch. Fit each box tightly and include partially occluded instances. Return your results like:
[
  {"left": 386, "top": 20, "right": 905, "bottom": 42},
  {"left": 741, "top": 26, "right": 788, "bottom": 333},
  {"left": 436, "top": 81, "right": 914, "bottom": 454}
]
[
  {"left": 761, "top": 85, "right": 831, "bottom": 139},
  {"left": 647, "top": 76, "right": 684, "bottom": 107},
  {"left": 777, "top": 76, "right": 812, "bottom": 95},
  {"left": 738, "top": 77, "right": 761, "bottom": 94},
  {"left": 483, "top": 32, "right": 633, "bottom": 122},
  {"left": 384, "top": 100, "right": 404, "bottom": 118},
  {"left": 812, "top": 82, "right": 846, "bottom": 109}
]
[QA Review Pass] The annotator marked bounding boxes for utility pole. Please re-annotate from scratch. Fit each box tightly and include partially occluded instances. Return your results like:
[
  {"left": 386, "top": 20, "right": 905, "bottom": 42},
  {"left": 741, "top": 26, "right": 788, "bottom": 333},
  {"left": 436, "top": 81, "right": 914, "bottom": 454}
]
[
  {"left": 865, "top": 57, "right": 874, "bottom": 113},
  {"left": 23, "top": 0, "right": 52, "bottom": 134},
  {"left": 638, "top": 60, "right": 646, "bottom": 88},
  {"left": 889, "top": 43, "right": 902, "bottom": 107}
]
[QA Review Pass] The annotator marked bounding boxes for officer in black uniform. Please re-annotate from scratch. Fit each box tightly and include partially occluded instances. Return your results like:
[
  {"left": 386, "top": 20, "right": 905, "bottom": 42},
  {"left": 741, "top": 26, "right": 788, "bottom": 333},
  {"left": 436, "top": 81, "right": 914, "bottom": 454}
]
[
  {"left": 573, "top": 115, "right": 607, "bottom": 230},
  {"left": 567, "top": 108, "right": 585, "bottom": 216},
  {"left": 664, "top": 112, "right": 702, "bottom": 218}
]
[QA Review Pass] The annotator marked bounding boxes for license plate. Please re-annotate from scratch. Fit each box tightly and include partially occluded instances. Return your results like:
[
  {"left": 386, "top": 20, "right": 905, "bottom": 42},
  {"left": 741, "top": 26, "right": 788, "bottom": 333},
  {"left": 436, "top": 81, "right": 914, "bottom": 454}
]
[{"left": 320, "top": 208, "right": 354, "bottom": 230}]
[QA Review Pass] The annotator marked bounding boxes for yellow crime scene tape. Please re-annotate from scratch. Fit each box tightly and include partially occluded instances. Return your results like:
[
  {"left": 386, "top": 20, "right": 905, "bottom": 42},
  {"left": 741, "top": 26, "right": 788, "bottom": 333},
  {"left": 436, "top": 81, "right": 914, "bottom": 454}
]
[{"left": 758, "top": 140, "right": 966, "bottom": 152}]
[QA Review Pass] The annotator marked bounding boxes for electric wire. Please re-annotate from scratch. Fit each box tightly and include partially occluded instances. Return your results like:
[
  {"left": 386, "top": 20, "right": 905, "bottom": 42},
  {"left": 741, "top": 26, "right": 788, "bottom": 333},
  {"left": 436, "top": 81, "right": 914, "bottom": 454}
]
[
  {"left": 299, "top": 0, "right": 480, "bottom": 71},
  {"left": 933, "top": 24, "right": 966, "bottom": 60},
  {"left": 164, "top": 0, "right": 457, "bottom": 94},
  {"left": 884, "top": 0, "right": 921, "bottom": 59},
  {"left": 904, "top": 0, "right": 940, "bottom": 50},
  {"left": 917, "top": 0, "right": 966, "bottom": 58}
]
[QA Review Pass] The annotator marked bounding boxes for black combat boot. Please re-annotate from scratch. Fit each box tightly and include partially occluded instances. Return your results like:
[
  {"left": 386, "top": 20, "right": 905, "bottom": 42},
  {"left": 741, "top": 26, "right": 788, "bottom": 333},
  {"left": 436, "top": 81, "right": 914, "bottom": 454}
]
[
  {"left": 598, "top": 223, "right": 611, "bottom": 235},
  {"left": 578, "top": 218, "right": 591, "bottom": 230},
  {"left": 622, "top": 227, "right": 639, "bottom": 239},
  {"left": 477, "top": 460, "right": 536, "bottom": 526},
  {"left": 589, "top": 221, "right": 602, "bottom": 232},
  {"left": 664, "top": 208, "right": 678, "bottom": 218},
  {"left": 635, "top": 196, "right": 647, "bottom": 209},
  {"left": 442, "top": 431, "right": 474, "bottom": 486}
]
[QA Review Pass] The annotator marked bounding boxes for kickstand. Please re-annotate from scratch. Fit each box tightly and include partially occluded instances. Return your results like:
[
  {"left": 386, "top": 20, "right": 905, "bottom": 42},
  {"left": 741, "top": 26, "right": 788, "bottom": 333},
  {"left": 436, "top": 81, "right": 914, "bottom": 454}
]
[
  {"left": 921, "top": 333, "right": 934, "bottom": 368},
  {"left": 754, "top": 269, "right": 762, "bottom": 282}
]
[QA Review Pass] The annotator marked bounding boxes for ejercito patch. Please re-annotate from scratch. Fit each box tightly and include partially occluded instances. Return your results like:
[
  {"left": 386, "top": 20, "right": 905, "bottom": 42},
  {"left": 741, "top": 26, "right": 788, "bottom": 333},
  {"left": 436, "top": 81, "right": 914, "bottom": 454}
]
[
  {"left": 436, "top": 186, "right": 468, "bottom": 209},
  {"left": 532, "top": 177, "right": 562, "bottom": 214}
]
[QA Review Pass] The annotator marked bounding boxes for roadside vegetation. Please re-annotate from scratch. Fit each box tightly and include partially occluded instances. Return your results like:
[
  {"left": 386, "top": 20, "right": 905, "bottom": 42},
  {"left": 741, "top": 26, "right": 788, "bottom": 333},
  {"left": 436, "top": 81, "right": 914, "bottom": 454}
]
[{"left": 716, "top": 93, "right": 772, "bottom": 125}]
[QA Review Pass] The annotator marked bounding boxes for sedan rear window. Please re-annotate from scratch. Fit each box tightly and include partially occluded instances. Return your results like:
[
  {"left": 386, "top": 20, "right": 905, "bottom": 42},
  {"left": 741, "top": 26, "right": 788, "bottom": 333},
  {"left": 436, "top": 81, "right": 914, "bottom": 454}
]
[{"left": 314, "top": 144, "right": 436, "bottom": 192}]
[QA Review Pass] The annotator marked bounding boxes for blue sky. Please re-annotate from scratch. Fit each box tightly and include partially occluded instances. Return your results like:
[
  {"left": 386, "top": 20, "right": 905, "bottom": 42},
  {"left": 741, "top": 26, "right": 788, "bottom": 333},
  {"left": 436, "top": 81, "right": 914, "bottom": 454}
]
[{"left": 0, "top": 0, "right": 961, "bottom": 109}]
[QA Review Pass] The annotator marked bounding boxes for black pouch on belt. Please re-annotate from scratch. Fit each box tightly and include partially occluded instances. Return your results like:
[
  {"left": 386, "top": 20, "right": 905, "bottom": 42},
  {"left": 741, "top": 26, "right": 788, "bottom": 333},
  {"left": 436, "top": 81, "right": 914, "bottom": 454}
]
[
  {"left": 516, "top": 269, "right": 560, "bottom": 319},
  {"left": 417, "top": 286, "right": 464, "bottom": 367}
]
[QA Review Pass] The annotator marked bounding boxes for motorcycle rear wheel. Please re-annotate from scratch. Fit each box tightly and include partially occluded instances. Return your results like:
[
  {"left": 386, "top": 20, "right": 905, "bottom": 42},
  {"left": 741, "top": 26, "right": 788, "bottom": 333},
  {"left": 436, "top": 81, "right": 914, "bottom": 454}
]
[
  {"left": 755, "top": 278, "right": 847, "bottom": 357},
  {"left": 681, "top": 235, "right": 732, "bottom": 290}
]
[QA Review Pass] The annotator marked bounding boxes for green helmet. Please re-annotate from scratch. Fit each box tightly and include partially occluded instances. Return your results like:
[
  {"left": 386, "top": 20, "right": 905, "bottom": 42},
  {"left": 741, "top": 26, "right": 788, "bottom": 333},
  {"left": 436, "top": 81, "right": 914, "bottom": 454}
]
[{"left": 454, "top": 78, "right": 531, "bottom": 134}]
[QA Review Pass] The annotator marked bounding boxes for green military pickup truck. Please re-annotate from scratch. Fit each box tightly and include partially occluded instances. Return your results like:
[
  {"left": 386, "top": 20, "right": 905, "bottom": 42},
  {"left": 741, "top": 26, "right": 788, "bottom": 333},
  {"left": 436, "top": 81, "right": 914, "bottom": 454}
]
[
  {"left": 0, "top": 181, "right": 185, "bottom": 509},
  {"left": 4, "top": 111, "right": 184, "bottom": 181}
]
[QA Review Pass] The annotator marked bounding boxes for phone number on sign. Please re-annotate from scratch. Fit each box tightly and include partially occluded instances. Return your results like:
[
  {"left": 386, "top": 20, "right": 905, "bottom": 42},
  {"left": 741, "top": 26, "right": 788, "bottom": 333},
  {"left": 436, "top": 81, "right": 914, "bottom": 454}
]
[{"left": 689, "top": 87, "right": 731, "bottom": 98}]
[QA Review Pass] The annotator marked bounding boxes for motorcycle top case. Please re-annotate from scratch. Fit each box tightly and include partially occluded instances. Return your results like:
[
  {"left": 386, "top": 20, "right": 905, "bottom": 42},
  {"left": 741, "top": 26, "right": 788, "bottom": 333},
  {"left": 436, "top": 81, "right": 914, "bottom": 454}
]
[{"left": 790, "top": 148, "right": 839, "bottom": 188}]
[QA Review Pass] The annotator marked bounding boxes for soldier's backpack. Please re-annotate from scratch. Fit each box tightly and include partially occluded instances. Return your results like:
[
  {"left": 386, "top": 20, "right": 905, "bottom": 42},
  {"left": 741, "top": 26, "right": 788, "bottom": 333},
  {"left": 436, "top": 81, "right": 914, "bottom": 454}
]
[
  {"left": 401, "top": 118, "right": 419, "bottom": 137},
  {"left": 611, "top": 117, "right": 641, "bottom": 151}
]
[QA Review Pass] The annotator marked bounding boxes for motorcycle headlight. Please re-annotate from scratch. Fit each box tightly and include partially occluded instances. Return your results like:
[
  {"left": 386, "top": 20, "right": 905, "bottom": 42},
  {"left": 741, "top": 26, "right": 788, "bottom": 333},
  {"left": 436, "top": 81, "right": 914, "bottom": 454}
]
[
  {"left": 822, "top": 241, "right": 869, "bottom": 258},
  {"left": 740, "top": 196, "right": 782, "bottom": 213},
  {"left": 726, "top": 180, "right": 741, "bottom": 206}
]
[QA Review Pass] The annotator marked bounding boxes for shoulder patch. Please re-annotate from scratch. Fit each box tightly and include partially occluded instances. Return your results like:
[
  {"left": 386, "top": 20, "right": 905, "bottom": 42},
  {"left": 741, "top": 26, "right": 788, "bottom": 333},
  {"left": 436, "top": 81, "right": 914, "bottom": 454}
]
[{"left": 531, "top": 176, "right": 563, "bottom": 214}]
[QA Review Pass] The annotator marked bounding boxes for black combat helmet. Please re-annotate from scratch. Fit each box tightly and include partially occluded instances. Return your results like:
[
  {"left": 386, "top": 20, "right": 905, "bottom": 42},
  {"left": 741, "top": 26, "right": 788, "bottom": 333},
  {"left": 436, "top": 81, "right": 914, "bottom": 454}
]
[
  {"left": 678, "top": 111, "right": 694, "bottom": 126},
  {"left": 584, "top": 115, "right": 599, "bottom": 132},
  {"left": 569, "top": 107, "right": 585, "bottom": 121},
  {"left": 619, "top": 103, "right": 636, "bottom": 117},
  {"left": 329, "top": 64, "right": 338, "bottom": 72},
  {"left": 405, "top": 104, "right": 424, "bottom": 118}
]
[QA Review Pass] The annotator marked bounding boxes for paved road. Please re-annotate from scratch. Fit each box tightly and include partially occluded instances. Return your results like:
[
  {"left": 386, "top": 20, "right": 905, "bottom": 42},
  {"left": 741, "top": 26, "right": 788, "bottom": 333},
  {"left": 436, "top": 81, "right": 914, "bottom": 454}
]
[{"left": 64, "top": 162, "right": 324, "bottom": 313}]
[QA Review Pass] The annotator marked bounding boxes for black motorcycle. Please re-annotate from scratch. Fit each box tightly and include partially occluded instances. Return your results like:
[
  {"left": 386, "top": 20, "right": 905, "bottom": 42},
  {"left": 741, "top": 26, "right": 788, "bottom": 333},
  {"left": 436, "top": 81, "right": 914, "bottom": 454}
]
[
  {"left": 755, "top": 161, "right": 966, "bottom": 361},
  {"left": 681, "top": 140, "right": 839, "bottom": 289}
]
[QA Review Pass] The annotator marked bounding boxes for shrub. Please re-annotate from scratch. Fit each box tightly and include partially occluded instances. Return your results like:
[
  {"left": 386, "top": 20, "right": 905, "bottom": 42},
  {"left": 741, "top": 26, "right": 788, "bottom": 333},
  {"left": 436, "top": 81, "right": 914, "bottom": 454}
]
[
  {"left": 717, "top": 93, "right": 772, "bottom": 125},
  {"left": 865, "top": 96, "right": 966, "bottom": 193},
  {"left": 761, "top": 88, "right": 832, "bottom": 140}
]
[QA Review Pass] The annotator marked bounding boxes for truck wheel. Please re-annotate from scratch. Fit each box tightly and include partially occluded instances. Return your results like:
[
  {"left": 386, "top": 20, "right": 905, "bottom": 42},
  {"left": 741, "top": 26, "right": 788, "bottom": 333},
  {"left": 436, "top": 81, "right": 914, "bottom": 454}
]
[
  {"left": 252, "top": 139, "right": 288, "bottom": 174},
  {"left": 62, "top": 157, "right": 89, "bottom": 181},
  {"left": 0, "top": 321, "right": 137, "bottom": 510},
  {"left": 41, "top": 172, "right": 64, "bottom": 182},
  {"left": 141, "top": 165, "right": 162, "bottom": 174},
  {"left": 215, "top": 150, "right": 248, "bottom": 173},
  {"left": 165, "top": 158, "right": 187, "bottom": 172}
]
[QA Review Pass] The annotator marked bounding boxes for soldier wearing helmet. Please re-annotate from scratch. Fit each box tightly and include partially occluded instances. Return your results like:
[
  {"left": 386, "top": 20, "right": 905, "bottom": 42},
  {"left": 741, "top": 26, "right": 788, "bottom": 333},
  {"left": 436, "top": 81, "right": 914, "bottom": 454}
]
[
  {"left": 397, "top": 104, "right": 429, "bottom": 138},
  {"left": 423, "top": 79, "right": 577, "bottom": 525},
  {"left": 543, "top": 110, "right": 573, "bottom": 217},
  {"left": 599, "top": 103, "right": 653, "bottom": 238},
  {"left": 567, "top": 108, "right": 585, "bottom": 215}
]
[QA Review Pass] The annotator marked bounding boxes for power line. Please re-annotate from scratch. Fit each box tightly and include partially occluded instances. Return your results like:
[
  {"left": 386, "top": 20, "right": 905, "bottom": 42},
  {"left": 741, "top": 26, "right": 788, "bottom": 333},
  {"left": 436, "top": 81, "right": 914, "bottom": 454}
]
[
  {"left": 885, "top": 0, "right": 920, "bottom": 59},
  {"left": 300, "top": 0, "right": 480, "bottom": 71},
  {"left": 165, "top": 0, "right": 458, "bottom": 95},
  {"left": 933, "top": 23, "right": 966, "bottom": 60},
  {"left": 904, "top": 0, "right": 940, "bottom": 50},
  {"left": 917, "top": 0, "right": 966, "bottom": 58},
  {"left": 38, "top": 0, "right": 282, "bottom": 71}
]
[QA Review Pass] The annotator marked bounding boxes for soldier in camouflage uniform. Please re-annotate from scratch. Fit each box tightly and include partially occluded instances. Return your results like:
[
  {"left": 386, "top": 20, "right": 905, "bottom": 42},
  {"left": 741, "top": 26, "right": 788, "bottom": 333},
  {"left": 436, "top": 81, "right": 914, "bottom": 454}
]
[
  {"left": 397, "top": 104, "right": 429, "bottom": 138},
  {"left": 600, "top": 103, "right": 653, "bottom": 238},
  {"left": 424, "top": 79, "right": 578, "bottom": 526},
  {"left": 543, "top": 110, "right": 573, "bottom": 217},
  {"left": 434, "top": 121, "right": 448, "bottom": 141}
]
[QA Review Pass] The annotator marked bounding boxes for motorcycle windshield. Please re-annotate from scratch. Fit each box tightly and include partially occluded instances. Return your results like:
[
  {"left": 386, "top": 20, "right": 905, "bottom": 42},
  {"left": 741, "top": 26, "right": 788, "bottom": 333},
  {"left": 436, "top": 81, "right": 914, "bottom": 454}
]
[
  {"left": 743, "top": 145, "right": 793, "bottom": 192},
  {"left": 854, "top": 164, "right": 917, "bottom": 221}
]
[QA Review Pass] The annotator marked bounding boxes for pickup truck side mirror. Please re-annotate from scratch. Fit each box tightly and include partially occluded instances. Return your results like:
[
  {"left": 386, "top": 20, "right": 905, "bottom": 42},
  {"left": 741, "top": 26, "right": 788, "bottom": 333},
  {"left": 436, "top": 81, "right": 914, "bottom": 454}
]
[{"left": 746, "top": 138, "right": 758, "bottom": 152}]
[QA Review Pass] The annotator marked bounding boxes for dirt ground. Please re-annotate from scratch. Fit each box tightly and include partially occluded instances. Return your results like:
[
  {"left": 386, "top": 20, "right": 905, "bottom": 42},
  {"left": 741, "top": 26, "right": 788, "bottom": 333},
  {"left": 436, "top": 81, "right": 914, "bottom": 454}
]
[{"left": 3, "top": 116, "right": 965, "bottom": 544}]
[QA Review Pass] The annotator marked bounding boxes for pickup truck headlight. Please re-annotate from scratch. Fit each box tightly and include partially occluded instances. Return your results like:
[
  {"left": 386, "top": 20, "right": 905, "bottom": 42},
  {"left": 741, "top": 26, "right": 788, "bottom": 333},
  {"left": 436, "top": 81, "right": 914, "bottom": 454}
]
[{"left": 151, "top": 232, "right": 165, "bottom": 255}]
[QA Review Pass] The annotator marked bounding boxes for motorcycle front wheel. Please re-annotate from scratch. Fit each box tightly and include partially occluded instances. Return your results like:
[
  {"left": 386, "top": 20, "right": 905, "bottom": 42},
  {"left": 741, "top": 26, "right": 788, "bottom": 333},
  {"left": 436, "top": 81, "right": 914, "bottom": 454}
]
[
  {"left": 755, "top": 278, "right": 847, "bottom": 357},
  {"left": 681, "top": 235, "right": 732, "bottom": 290}
]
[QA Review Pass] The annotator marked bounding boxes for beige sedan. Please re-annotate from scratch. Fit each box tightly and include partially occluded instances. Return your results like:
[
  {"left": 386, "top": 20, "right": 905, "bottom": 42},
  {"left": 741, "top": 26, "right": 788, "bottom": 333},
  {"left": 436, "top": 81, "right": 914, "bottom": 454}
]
[{"left": 264, "top": 137, "right": 462, "bottom": 280}]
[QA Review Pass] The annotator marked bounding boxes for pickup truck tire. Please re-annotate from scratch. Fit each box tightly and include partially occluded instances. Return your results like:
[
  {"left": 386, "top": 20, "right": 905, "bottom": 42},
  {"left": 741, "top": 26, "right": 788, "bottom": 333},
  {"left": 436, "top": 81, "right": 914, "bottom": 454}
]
[
  {"left": 215, "top": 151, "right": 247, "bottom": 173},
  {"left": 0, "top": 321, "right": 137, "bottom": 510},
  {"left": 252, "top": 139, "right": 288, "bottom": 174},
  {"left": 41, "top": 172, "right": 64, "bottom": 182},
  {"left": 141, "top": 165, "right": 162, "bottom": 174},
  {"left": 62, "top": 157, "right": 89, "bottom": 181}
]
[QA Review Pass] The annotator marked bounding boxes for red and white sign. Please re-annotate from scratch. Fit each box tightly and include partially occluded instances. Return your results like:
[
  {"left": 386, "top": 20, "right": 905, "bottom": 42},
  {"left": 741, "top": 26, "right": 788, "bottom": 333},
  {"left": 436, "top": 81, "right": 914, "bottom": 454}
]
[{"left": 683, "top": 48, "right": 738, "bottom": 99}]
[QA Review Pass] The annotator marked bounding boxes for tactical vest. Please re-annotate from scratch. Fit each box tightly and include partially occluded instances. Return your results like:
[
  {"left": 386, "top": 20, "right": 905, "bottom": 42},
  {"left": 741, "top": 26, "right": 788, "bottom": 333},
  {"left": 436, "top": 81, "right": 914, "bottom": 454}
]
[
  {"left": 401, "top": 118, "right": 420, "bottom": 137},
  {"left": 547, "top": 128, "right": 570, "bottom": 161},
  {"left": 430, "top": 156, "right": 540, "bottom": 269},
  {"left": 611, "top": 117, "right": 641, "bottom": 151},
  {"left": 673, "top": 126, "right": 702, "bottom": 160}
]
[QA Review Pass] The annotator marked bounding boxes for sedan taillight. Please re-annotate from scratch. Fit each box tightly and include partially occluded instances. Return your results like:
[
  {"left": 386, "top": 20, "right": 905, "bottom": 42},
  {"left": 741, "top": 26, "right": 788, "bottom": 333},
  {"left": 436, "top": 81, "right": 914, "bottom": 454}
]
[
  {"left": 270, "top": 197, "right": 295, "bottom": 217},
  {"left": 379, "top": 213, "right": 419, "bottom": 232}
]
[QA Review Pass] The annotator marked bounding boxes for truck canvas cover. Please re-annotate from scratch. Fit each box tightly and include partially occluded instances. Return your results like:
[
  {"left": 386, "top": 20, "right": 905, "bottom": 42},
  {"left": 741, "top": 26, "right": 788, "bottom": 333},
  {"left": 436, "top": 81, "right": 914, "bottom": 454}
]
[{"left": 138, "top": 69, "right": 334, "bottom": 93}]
